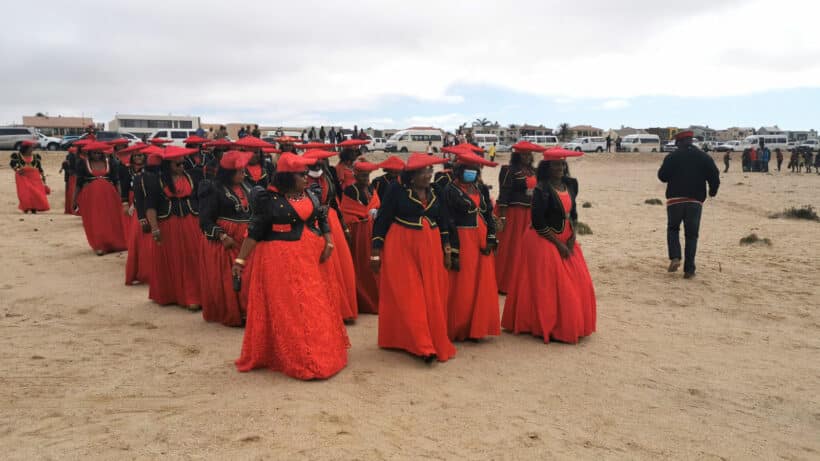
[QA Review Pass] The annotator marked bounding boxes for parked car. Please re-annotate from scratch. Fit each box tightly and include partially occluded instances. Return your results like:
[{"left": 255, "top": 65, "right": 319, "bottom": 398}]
[
  {"left": 63, "top": 131, "right": 123, "bottom": 149},
  {"left": 363, "top": 137, "right": 386, "bottom": 152},
  {"left": 798, "top": 139, "right": 820, "bottom": 152},
  {"left": 715, "top": 141, "right": 741, "bottom": 152},
  {"left": 495, "top": 143, "right": 512, "bottom": 152},
  {"left": 521, "top": 135, "right": 560, "bottom": 148},
  {"left": 662, "top": 141, "right": 677, "bottom": 153},
  {"left": 59, "top": 135, "right": 80, "bottom": 148},
  {"left": 0, "top": 126, "right": 39, "bottom": 150},
  {"left": 563, "top": 137, "right": 606, "bottom": 153},
  {"left": 620, "top": 134, "right": 661, "bottom": 153},
  {"left": 119, "top": 132, "right": 142, "bottom": 144},
  {"left": 385, "top": 128, "right": 444, "bottom": 153},
  {"left": 37, "top": 132, "right": 63, "bottom": 151}
]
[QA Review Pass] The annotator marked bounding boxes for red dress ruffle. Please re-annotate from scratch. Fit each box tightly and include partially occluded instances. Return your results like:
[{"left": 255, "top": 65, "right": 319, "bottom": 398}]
[
  {"left": 502, "top": 191, "right": 596, "bottom": 343},
  {"left": 447, "top": 196, "right": 501, "bottom": 341},
  {"left": 320, "top": 211, "right": 358, "bottom": 321},
  {"left": 340, "top": 193, "right": 381, "bottom": 314},
  {"left": 199, "top": 219, "right": 250, "bottom": 326},
  {"left": 65, "top": 175, "right": 77, "bottom": 214},
  {"left": 15, "top": 167, "right": 50, "bottom": 212},
  {"left": 494, "top": 206, "right": 530, "bottom": 293},
  {"left": 124, "top": 213, "right": 153, "bottom": 285},
  {"left": 77, "top": 173, "right": 127, "bottom": 253},
  {"left": 148, "top": 177, "right": 203, "bottom": 306},
  {"left": 236, "top": 199, "right": 349, "bottom": 380},
  {"left": 378, "top": 221, "right": 455, "bottom": 362}
]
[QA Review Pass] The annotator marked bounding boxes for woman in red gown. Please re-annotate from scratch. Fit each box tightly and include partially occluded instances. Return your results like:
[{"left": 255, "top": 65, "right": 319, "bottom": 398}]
[
  {"left": 74, "top": 142, "right": 127, "bottom": 255},
  {"left": 117, "top": 143, "right": 154, "bottom": 285},
  {"left": 372, "top": 156, "right": 404, "bottom": 200},
  {"left": 371, "top": 153, "right": 456, "bottom": 363},
  {"left": 198, "top": 151, "right": 254, "bottom": 327},
  {"left": 144, "top": 146, "right": 204, "bottom": 310},
  {"left": 233, "top": 153, "right": 349, "bottom": 380},
  {"left": 495, "top": 141, "right": 545, "bottom": 293},
  {"left": 10, "top": 141, "right": 50, "bottom": 213},
  {"left": 340, "top": 160, "right": 381, "bottom": 314},
  {"left": 503, "top": 151, "right": 596, "bottom": 343},
  {"left": 61, "top": 147, "right": 79, "bottom": 214},
  {"left": 304, "top": 149, "right": 358, "bottom": 323},
  {"left": 442, "top": 151, "right": 501, "bottom": 341},
  {"left": 334, "top": 145, "right": 360, "bottom": 189}
]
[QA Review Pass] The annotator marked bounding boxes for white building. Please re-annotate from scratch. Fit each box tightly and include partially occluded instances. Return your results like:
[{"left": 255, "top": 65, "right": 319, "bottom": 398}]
[{"left": 109, "top": 114, "right": 201, "bottom": 136}]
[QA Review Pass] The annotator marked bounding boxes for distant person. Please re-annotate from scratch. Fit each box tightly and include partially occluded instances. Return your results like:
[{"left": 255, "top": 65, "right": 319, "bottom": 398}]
[
  {"left": 336, "top": 130, "right": 344, "bottom": 144},
  {"left": 788, "top": 149, "right": 799, "bottom": 172},
  {"left": 657, "top": 131, "right": 720, "bottom": 279},
  {"left": 749, "top": 147, "right": 758, "bottom": 171},
  {"left": 359, "top": 129, "right": 367, "bottom": 140},
  {"left": 300, "top": 129, "right": 306, "bottom": 142},
  {"left": 723, "top": 151, "right": 730, "bottom": 173},
  {"left": 251, "top": 124, "right": 260, "bottom": 138},
  {"left": 426, "top": 141, "right": 434, "bottom": 155},
  {"left": 489, "top": 142, "right": 497, "bottom": 162},
  {"left": 761, "top": 146, "right": 771, "bottom": 172},
  {"left": 208, "top": 127, "right": 215, "bottom": 139},
  {"left": 775, "top": 148, "right": 783, "bottom": 171},
  {"left": 742, "top": 148, "right": 751, "bottom": 171},
  {"left": 195, "top": 126, "right": 205, "bottom": 137},
  {"left": 319, "top": 126, "right": 326, "bottom": 143},
  {"left": 237, "top": 126, "right": 247, "bottom": 138},
  {"left": 814, "top": 151, "right": 820, "bottom": 174},
  {"left": 606, "top": 135, "right": 612, "bottom": 153},
  {"left": 308, "top": 127, "right": 316, "bottom": 141},
  {"left": 615, "top": 137, "right": 622, "bottom": 152},
  {"left": 328, "top": 127, "right": 336, "bottom": 145}
]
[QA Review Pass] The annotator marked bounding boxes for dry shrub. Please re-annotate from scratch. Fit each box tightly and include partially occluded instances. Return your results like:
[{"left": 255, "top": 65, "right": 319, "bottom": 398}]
[
  {"left": 645, "top": 198, "right": 663, "bottom": 205},
  {"left": 739, "top": 233, "right": 772, "bottom": 246},
  {"left": 575, "top": 222, "right": 593, "bottom": 235},
  {"left": 770, "top": 205, "right": 819, "bottom": 221}
]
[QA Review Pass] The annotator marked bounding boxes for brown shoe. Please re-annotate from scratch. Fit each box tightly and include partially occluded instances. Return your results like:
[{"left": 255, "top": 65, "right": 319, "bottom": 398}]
[{"left": 668, "top": 259, "right": 681, "bottom": 272}]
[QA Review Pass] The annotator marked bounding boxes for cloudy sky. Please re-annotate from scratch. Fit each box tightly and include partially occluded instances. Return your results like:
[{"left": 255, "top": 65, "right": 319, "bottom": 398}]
[{"left": 3, "top": 0, "right": 819, "bottom": 131}]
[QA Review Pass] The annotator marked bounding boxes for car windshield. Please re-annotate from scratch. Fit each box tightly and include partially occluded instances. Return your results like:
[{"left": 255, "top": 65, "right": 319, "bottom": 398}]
[{"left": 388, "top": 133, "right": 403, "bottom": 141}]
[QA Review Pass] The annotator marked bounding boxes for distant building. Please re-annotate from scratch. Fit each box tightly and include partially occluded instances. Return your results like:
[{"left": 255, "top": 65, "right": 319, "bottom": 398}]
[
  {"left": 109, "top": 114, "right": 201, "bottom": 136},
  {"left": 645, "top": 127, "right": 681, "bottom": 143},
  {"left": 570, "top": 125, "right": 603, "bottom": 138},
  {"left": 688, "top": 125, "right": 717, "bottom": 141},
  {"left": 517, "top": 124, "right": 554, "bottom": 137},
  {"left": 757, "top": 125, "right": 785, "bottom": 136},
  {"left": 716, "top": 127, "right": 755, "bottom": 142},
  {"left": 787, "top": 129, "right": 817, "bottom": 142},
  {"left": 22, "top": 115, "right": 98, "bottom": 137},
  {"left": 610, "top": 126, "right": 646, "bottom": 138}
]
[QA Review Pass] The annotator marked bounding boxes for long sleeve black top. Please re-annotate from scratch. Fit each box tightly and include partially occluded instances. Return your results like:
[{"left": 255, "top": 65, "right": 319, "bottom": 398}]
[{"left": 372, "top": 183, "right": 451, "bottom": 250}]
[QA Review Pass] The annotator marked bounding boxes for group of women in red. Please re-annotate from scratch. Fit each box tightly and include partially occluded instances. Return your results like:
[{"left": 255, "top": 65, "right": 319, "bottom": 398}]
[{"left": 11, "top": 134, "right": 596, "bottom": 381}]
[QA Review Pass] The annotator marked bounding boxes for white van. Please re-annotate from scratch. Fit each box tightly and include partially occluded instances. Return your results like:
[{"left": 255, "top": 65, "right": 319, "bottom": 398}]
[
  {"left": 741, "top": 135, "right": 788, "bottom": 150},
  {"left": 147, "top": 129, "right": 201, "bottom": 147},
  {"left": 621, "top": 134, "right": 661, "bottom": 153},
  {"left": 385, "top": 128, "right": 443, "bottom": 153},
  {"left": 563, "top": 137, "right": 607, "bottom": 153},
  {"left": 521, "top": 135, "right": 559, "bottom": 148},
  {"left": 474, "top": 133, "right": 499, "bottom": 150}
]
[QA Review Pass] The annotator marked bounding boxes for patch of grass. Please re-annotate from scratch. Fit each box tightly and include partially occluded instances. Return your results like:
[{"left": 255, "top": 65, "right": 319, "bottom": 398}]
[
  {"left": 739, "top": 233, "right": 772, "bottom": 246},
  {"left": 575, "top": 221, "right": 593, "bottom": 235},
  {"left": 770, "top": 205, "right": 819, "bottom": 221},
  {"left": 644, "top": 198, "right": 663, "bottom": 205},
  {"left": 582, "top": 202, "right": 592, "bottom": 208}
]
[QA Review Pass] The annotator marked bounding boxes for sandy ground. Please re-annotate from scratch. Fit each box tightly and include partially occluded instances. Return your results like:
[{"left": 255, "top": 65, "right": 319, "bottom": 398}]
[{"left": 0, "top": 150, "right": 818, "bottom": 460}]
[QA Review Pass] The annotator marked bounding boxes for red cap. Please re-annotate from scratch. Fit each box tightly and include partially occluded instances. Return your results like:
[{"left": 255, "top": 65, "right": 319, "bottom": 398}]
[
  {"left": 276, "top": 136, "right": 300, "bottom": 144},
  {"left": 511, "top": 141, "right": 548, "bottom": 153},
  {"left": 183, "top": 135, "right": 209, "bottom": 145},
  {"left": 338, "top": 139, "right": 370, "bottom": 148},
  {"left": 294, "top": 142, "right": 335, "bottom": 150},
  {"left": 219, "top": 150, "right": 254, "bottom": 170},
  {"left": 233, "top": 136, "right": 273, "bottom": 149},
  {"left": 353, "top": 160, "right": 380, "bottom": 172},
  {"left": 20, "top": 140, "right": 38, "bottom": 148},
  {"left": 377, "top": 155, "right": 406, "bottom": 171},
  {"left": 303, "top": 149, "right": 338, "bottom": 160},
  {"left": 150, "top": 138, "right": 173, "bottom": 145},
  {"left": 205, "top": 139, "right": 233, "bottom": 149},
  {"left": 147, "top": 153, "right": 163, "bottom": 167},
  {"left": 674, "top": 130, "right": 694, "bottom": 140},
  {"left": 405, "top": 153, "right": 447, "bottom": 171},
  {"left": 277, "top": 153, "right": 317, "bottom": 173},
  {"left": 83, "top": 141, "right": 115, "bottom": 152},
  {"left": 161, "top": 146, "right": 198, "bottom": 160},
  {"left": 141, "top": 145, "right": 165, "bottom": 157},
  {"left": 441, "top": 144, "right": 476, "bottom": 156},
  {"left": 541, "top": 147, "right": 584, "bottom": 160},
  {"left": 455, "top": 151, "right": 498, "bottom": 167},
  {"left": 107, "top": 138, "right": 130, "bottom": 146},
  {"left": 262, "top": 147, "right": 281, "bottom": 154},
  {"left": 117, "top": 142, "right": 148, "bottom": 155},
  {"left": 73, "top": 138, "right": 94, "bottom": 147},
  {"left": 68, "top": 147, "right": 78, "bottom": 154}
]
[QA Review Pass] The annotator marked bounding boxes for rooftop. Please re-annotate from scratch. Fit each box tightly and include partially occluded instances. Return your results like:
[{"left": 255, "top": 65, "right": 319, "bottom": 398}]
[{"left": 22, "top": 115, "right": 94, "bottom": 128}]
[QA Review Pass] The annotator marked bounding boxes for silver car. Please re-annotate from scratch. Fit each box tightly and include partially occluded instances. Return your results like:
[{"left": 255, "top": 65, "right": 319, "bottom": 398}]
[{"left": 0, "top": 126, "right": 39, "bottom": 150}]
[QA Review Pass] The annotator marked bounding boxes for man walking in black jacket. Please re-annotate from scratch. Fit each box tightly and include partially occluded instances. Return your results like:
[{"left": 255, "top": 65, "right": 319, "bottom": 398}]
[{"left": 658, "top": 130, "right": 720, "bottom": 279}]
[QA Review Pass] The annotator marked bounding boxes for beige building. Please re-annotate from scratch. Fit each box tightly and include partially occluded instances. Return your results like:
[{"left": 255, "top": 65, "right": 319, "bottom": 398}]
[
  {"left": 570, "top": 125, "right": 604, "bottom": 138},
  {"left": 22, "top": 115, "right": 98, "bottom": 137}
]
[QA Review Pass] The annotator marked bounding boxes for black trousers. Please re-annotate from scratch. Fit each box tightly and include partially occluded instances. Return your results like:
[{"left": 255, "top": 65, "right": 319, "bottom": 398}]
[{"left": 667, "top": 202, "right": 702, "bottom": 274}]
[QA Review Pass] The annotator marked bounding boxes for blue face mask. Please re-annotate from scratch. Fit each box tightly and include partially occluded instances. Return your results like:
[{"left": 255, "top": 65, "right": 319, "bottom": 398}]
[{"left": 462, "top": 169, "right": 478, "bottom": 183}]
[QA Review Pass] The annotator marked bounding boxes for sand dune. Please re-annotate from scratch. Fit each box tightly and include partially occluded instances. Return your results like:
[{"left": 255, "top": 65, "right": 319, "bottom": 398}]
[{"left": 0, "top": 151, "right": 818, "bottom": 460}]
